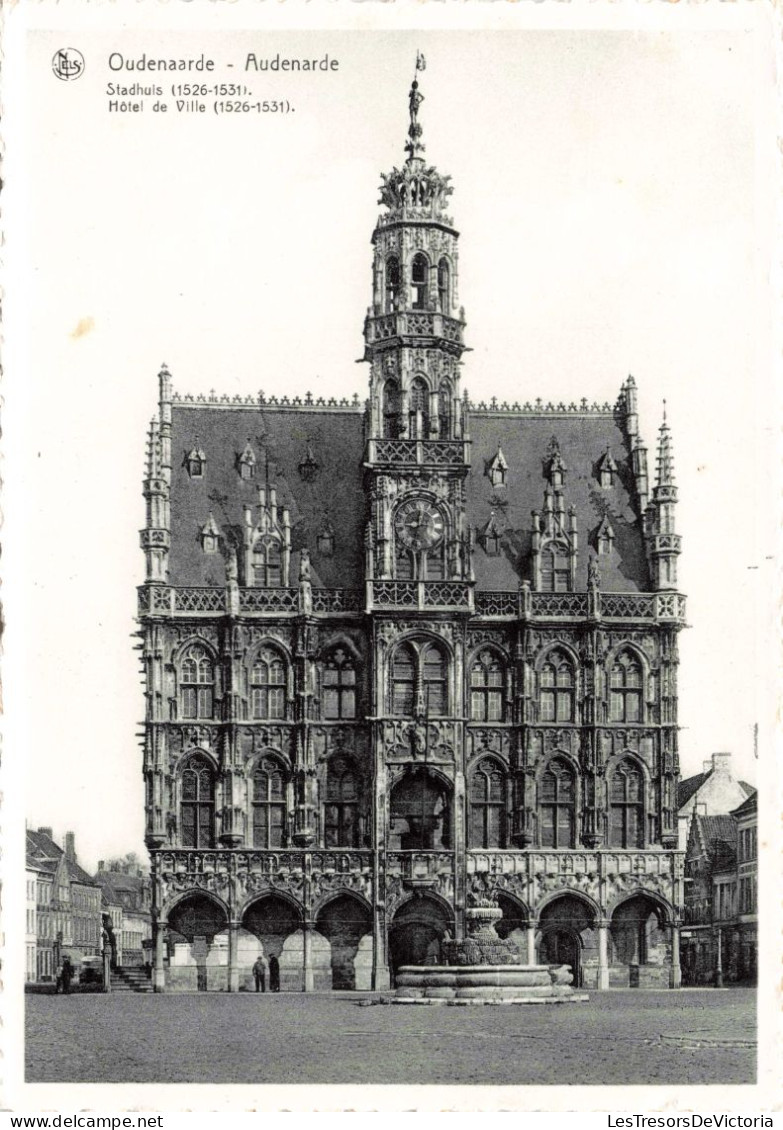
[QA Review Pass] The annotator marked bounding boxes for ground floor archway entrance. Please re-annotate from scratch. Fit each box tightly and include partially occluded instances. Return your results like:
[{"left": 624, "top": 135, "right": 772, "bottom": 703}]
[
  {"left": 388, "top": 894, "right": 453, "bottom": 984},
  {"left": 167, "top": 894, "right": 229, "bottom": 991},
  {"left": 315, "top": 895, "right": 373, "bottom": 990},
  {"left": 540, "top": 929, "right": 582, "bottom": 986}
]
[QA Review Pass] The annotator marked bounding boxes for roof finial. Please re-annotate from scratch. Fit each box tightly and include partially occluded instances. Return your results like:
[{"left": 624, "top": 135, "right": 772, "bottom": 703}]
[
  {"left": 662, "top": 398, "right": 667, "bottom": 425},
  {"left": 405, "top": 52, "right": 427, "bottom": 161}
]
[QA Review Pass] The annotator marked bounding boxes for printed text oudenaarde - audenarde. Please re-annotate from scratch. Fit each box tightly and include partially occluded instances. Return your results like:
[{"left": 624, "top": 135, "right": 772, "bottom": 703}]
[{"left": 106, "top": 53, "right": 340, "bottom": 72}]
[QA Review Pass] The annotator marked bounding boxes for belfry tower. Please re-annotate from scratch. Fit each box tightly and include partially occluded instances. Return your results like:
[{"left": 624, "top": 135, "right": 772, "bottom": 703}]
[{"left": 364, "top": 63, "right": 473, "bottom": 595}]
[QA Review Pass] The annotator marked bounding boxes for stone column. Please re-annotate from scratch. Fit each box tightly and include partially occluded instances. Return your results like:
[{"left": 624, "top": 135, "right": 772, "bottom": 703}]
[
  {"left": 228, "top": 920, "right": 240, "bottom": 993},
  {"left": 303, "top": 920, "right": 314, "bottom": 992},
  {"left": 526, "top": 920, "right": 537, "bottom": 965},
  {"left": 714, "top": 927, "right": 723, "bottom": 989},
  {"left": 670, "top": 921, "right": 682, "bottom": 989},
  {"left": 372, "top": 905, "right": 391, "bottom": 990},
  {"left": 597, "top": 919, "right": 610, "bottom": 990},
  {"left": 153, "top": 918, "right": 167, "bottom": 993}
]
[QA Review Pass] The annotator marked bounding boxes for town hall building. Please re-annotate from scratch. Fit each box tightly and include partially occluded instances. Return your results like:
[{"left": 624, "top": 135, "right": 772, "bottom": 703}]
[{"left": 139, "top": 68, "right": 687, "bottom": 992}]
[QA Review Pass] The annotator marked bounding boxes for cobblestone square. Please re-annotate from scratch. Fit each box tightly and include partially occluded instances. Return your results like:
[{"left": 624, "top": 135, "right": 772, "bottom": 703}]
[{"left": 26, "top": 988, "right": 755, "bottom": 1086}]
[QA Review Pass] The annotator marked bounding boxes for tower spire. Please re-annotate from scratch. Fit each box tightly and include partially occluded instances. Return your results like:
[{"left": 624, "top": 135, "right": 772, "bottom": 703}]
[
  {"left": 646, "top": 403, "right": 681, "bottom": 590},
  {"left": 655, "top": 402, "right": 675, "bottom": 489}
]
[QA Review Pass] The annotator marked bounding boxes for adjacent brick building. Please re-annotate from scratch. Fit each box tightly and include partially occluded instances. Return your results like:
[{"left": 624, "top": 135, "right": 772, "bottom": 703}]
[{"left": 25, "top": 828, "right": 102, "bottom": 981}]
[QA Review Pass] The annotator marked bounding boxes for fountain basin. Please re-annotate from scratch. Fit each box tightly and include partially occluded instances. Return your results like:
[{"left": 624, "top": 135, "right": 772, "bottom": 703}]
[{"left": 394, "top": 964, "right": 589, "bottom": 1005}]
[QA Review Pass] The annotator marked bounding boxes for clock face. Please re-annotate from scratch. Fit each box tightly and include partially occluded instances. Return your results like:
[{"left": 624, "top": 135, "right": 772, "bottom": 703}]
[{"left": 395, "top": 499, "right": 445, "bottom": 551}]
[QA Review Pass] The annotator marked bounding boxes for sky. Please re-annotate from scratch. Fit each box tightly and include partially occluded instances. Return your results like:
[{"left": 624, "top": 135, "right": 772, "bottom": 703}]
[{"left": 6, "top": 16, "right": 777, "bottom": 871}]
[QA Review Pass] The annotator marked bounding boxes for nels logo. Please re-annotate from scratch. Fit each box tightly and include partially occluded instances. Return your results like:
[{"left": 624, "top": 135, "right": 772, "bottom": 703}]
[{"left": 52, "top": 48, "right": 85, "bottom": 82}]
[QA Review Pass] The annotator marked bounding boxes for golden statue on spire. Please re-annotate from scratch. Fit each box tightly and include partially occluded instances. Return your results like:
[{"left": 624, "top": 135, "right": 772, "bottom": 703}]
[{"left": 405, "top": 52, "right": 427, "bottom": 161}]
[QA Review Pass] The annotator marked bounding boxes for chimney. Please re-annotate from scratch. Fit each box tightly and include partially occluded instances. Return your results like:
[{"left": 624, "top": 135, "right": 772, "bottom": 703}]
[
  {"left": 38, "top": 826, "right": 53, "bottom": 841},
  {"left": 65, "top": 831, "right": 76, "bottom": 862},
  {"left": 98, "top": 860, "right": 105, "bottom": 872},
  {"left": 711, "top": 751, "right": 732, "bottom": 777}
]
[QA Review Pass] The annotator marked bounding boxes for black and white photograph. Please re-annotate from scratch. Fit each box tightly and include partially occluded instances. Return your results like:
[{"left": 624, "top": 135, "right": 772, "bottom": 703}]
[{"left": 3, "top": 1, "right": 780, "bottom": 1114}]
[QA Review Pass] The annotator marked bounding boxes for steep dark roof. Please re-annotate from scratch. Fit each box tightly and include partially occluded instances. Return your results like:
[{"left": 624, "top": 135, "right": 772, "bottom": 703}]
[
  {"left": 467, "top": 411, "right": 648, "bottom": 591},
  {"left": 168, "top": 402, "right": 650, "bottom": 591},
  {"left": 677, "top": 770, "right": 755, "bottom": 811},
  {"left": 94, "top": 871, "right": 150, "bottom": 912},
  {"left": 26, "top": 829, "right": 98, "bottom": 888},
  {"left": 169, "top": 405, "right": 367, "bottom": 588},
  {"left": 677, "top": 771, "right": 709, "bottom": 809},
  {"left": 26, "top": 830, "right": 60, "bottom": 875},
  {"left": 731, "top": 790, "right": 758, "bottom": 819},
  {"left": 700, "top": 815, "right": 737, "bottom": 846}
]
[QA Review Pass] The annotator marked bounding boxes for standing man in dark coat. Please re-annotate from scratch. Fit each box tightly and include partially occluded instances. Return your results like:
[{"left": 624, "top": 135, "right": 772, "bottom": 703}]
[
  {"left": 60, "top": 956, "right": 73, "bottom": 994},
  {"left": 269, "top": 953, "right": 280, "bottom": 992},
  {"left": 252, "top": 953, "right": 268, "bottom": 993}
]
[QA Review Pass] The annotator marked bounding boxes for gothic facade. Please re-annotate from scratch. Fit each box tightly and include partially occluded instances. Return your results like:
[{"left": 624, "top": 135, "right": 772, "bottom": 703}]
[{"left": 139, "top": 73, "right": 686, "bottom": 992}]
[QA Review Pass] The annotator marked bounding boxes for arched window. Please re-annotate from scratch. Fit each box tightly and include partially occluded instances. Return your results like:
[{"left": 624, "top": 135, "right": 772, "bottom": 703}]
[
  {"left": 438, "top": 380, "right": 452, "bottom": 440},
  {"left": 422, "top": 642, "right": 447, "bottom": 715},
  {"left": 385, "top": 256, "right": 401, "bottom": 313},
  {"left": 392, "top": 643, "right": 416, "bottom": 716},
  {"left": 252, "top": 757, "right": 286, "bottom": 848},
  {"left": 322, "top": 648, "right": 357, "bottom": 720},
  {"left": 383, "top": 378, "right": 402, "bottom": 439},
  {"left": 180, "top": 755, "right": 215, "bottom": 848},
  {"left": 468, "top": 758, "right": 506, "bottom": 848},
  {"left": 540, "top": 542, "right": 570, "bottom": 592},
  {"left": 437, "top": 258, "right": 450, "bottom": 314},
  {"left": 391, "top": 640, "right": 448, "bottom": 717},
  {"left": 252, "top": 537, "right": 282, "bottom": 587},
  {"left": 539, "top": 757, "right": 576, "bottom": 848},
  {"left": 609, "top": 651, "right": 643, "bottom": 722},
  {"left": 325, "top": 757, "right": 359, "bottom": 847},
  {"left": 251, "top": 647, "right": 287, "bottom": 719},
  {"left": 180, "top": 645, "right": 214, "bottom": 720},
  {"left": 539, "top": 650, "right": 575, "bottom": 723},
  {"left": 409, "top": 377, "right": 430, "bottom": 438},
  {"left": 609, "top": 758, "right": 644, "bottom": 847},
  {"left": 411, "top": 253, "right": 429, "bottom": 310},
  {"left": 470, "top": 651, "right": 505, "bottom": 722}
]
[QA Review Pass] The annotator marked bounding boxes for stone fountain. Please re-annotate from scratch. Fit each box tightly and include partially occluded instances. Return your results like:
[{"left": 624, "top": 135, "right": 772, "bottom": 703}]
[{"left": 394, "top": 902, "right": 588, "bottom": 1005}]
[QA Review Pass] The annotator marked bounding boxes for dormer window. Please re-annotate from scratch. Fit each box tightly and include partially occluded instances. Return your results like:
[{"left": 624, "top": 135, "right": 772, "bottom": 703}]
[
  {"left": 185, "top": 439, "right": 206, "bottom": 479},
  {"left": 540, "top": 541, "right": 571, "bottom": 591},
  {"left": 479, "top": 513, "right": 502, "bottom": 557},
  {"left": 598, "top": 449, "right": 618, "bottom": 489},
  {"left": 317, "top": 524, "right": 334, "bottom": 557},
  {"left": 252, "top": 536, "right": 282, "bottom": 587},
  {"left": 237, "top": 439, "right": 256, "bottom": 481},
  {"left": 298, "top": 445, "right": 320, "bottom": 483},
  {"left": 597, "top": 517, "right": 615, "bottom": 556},
  {"left": 487, "top": 447, "right": 508, "bottom": 489},
  {"left": 200, "top": 513, "right": 220, "bottom": 555}
]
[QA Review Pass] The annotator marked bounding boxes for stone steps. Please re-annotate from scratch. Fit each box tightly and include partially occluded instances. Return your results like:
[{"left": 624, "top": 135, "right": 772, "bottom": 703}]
[{"left": 111, "top": 966, "right": 153, "bottom": 993}]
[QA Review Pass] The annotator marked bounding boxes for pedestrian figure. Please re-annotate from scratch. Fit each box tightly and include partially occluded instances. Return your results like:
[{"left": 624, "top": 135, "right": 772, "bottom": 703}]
[
  {"left": 252, "top": 953, "right": 268, "bottom": 993},
  {"left": 55, "top": 961, "right": 64, "bottom": 994},
  {"left": 269, "top": 953, "right": 280, "bottom": 992},
  {"left": 60, "top": 956, "right": 73, "bottom": 995}
]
